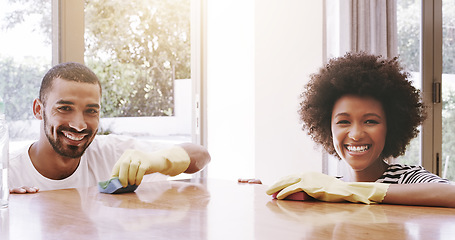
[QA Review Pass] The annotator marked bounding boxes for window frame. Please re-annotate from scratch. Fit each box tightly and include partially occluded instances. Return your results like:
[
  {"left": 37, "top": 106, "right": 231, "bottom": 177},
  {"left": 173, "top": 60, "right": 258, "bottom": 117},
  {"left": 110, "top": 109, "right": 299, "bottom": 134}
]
[{"left": 421, "top": 0, "right": 443, "bottom": 175}]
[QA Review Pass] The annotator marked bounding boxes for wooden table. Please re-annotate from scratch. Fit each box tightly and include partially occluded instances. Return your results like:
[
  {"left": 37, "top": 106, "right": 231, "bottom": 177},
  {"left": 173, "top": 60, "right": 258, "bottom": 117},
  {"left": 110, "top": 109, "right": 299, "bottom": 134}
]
[{"left": 2, "top": 179, "right": 455, "bottom": 240}]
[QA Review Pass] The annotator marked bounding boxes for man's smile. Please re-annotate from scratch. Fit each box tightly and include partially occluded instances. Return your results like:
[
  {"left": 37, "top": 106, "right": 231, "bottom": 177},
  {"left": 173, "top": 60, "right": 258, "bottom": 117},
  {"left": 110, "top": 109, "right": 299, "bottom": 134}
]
[{"left": 62, "top": 130, "right": 87, "bottom": 141}]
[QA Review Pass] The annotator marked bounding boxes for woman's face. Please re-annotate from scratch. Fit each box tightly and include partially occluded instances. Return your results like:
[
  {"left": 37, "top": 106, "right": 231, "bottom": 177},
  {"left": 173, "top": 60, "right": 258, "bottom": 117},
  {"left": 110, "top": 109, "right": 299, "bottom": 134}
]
[{"left": 331, "top": 95, "right": 387, "bottom": 172}]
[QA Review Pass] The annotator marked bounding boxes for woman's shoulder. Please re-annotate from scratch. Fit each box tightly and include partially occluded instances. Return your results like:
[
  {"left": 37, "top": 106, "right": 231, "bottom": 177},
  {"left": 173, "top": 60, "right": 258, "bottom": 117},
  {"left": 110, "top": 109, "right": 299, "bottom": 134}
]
[
  {"left": 376, "top": 163, "right": 411, "bottom": 183},
  {"left": 385, "top": 163, "right": 423, "bottom": 171},
  {"left": 378, "top": 163, "right": 450, "bottom": 184}
]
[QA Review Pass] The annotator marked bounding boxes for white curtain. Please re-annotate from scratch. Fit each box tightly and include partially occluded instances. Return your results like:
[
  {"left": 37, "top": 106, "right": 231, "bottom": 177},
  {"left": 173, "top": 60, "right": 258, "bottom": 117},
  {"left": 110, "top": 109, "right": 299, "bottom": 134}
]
[{"left": 326, "top": 0, "right": 397, "bottom": 59}]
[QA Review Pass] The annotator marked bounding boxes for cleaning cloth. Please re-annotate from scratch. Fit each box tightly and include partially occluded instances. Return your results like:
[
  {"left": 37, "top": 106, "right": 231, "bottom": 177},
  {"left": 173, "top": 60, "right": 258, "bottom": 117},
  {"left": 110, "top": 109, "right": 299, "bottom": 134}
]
[{"left": 98, "top": 177, "right": 138, "bottom": 194}]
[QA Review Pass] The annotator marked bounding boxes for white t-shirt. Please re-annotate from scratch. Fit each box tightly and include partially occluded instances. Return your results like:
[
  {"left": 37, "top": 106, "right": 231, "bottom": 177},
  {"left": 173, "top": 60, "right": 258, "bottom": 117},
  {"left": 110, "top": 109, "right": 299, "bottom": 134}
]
[{"left": 9, "top": 134, "right": 170, "bottom": 191}]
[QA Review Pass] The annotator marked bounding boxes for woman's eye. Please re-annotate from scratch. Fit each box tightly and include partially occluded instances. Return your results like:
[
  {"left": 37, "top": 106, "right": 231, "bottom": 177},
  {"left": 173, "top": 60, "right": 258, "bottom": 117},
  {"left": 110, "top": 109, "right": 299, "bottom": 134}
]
[
  {"left": 365, "top": 120, "right": 379, "bottom": 124},
  {"left": 336, "top": 120, "right": 350, "bottom": 124}
]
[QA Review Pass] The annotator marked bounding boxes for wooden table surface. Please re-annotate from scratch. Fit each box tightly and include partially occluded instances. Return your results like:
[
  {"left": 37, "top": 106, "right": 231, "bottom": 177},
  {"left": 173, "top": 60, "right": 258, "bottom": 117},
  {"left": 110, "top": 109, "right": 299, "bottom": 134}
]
[{"left": 1, "top": 178, "right": 455, "bottom": 240}]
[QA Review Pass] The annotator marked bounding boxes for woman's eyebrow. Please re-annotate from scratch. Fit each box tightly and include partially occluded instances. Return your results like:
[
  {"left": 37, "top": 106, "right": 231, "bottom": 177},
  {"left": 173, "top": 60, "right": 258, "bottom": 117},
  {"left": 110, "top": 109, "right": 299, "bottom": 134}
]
[
  {"left": 333, "top": 112, "right": 383, "bottom": 119},
  {"left": 333, "top": 112, "right": 349, "bottom": 118},
  {"left": 364, "top": 113, "right": 383, "bottom": 119}
]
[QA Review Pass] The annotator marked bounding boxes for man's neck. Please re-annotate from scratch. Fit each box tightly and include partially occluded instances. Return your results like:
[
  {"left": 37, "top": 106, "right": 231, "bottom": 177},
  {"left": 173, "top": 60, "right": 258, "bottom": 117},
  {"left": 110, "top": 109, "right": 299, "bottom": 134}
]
[{"left": 29, "top": 140, "right": 81, "bottom": 180}]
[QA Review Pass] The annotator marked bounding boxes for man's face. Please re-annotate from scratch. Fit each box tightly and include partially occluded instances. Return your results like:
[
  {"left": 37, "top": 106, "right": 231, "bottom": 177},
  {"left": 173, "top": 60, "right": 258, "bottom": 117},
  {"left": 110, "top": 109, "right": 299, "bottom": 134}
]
[{"left": 41, "top": 78, "right": 101, "bottom": 159}]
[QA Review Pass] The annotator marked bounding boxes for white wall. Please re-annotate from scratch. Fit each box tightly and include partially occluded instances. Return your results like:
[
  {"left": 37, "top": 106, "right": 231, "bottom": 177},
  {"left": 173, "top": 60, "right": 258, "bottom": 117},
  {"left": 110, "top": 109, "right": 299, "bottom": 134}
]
[
  {"left": 206, "top": 0, "right": 256, "bottom": 181},
  {"left": 254, "top": 0, "right": 324, "bottom": 184},
  {"left": 207, "top": 0, "right": 324, "bottom": 185}
]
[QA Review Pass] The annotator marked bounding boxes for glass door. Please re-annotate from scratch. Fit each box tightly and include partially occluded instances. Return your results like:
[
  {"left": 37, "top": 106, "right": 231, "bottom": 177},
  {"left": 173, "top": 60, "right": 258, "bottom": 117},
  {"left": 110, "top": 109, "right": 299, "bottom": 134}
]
[{"left": 441, "top": 0, "right": 455, "bottom": 181}]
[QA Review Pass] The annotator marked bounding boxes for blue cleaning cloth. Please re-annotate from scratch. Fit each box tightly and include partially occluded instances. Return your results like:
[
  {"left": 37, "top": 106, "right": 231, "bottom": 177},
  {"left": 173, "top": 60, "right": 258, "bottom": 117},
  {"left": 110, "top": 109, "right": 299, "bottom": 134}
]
[{"left": 98, "top": 177, "right": 138, "bottom": 194}]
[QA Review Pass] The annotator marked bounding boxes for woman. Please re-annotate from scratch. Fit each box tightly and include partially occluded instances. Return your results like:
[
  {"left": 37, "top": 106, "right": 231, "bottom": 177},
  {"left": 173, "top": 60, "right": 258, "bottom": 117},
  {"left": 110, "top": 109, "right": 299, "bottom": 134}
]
[{"left": 267, "top": 52, "right": 455, "bottom": 207}]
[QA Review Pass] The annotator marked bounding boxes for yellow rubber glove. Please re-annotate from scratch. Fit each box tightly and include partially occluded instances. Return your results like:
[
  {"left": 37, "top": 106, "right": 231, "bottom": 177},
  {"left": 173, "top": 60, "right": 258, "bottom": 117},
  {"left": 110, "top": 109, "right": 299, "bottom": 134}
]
[
  {"left": 111, "top": 146, "right": 190, "bottom": 187},
  {"left": 266, "top": 172, "right": 389, "bottom": 204}
]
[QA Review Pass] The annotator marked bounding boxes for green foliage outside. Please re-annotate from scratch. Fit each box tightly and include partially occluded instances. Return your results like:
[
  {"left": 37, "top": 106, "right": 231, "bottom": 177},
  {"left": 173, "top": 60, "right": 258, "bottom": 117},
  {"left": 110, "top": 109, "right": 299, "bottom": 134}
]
[
  {"left": 441, "top": 1, "right": 455, "bottom": 74},
  {"left": 1, "top": 0, "right": 190, "bottom": 120},
  {"left": 397, "top": 0, "right": 455, "bottom": 74},
  {"left": 84, "top": 0, "right": 191, "bottom": 117},
  {"left": 442, "top": 89, "right": 455, "bottom": 179},
  {"left": 396, "top": 0, "right": 421, "bottom": 72},
  {"left": 0, "top": 57, "right": 48, "bottom": 121}
]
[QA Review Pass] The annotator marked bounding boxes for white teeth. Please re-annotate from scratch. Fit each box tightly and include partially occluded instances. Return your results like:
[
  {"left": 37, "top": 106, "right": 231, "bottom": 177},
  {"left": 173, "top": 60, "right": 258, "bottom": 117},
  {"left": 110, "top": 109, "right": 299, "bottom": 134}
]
[
  {"left": 346, "top": 145, "right": 369, "bottom": 152},
  {"left": 63, "top": 131, "right": 85, "bottom": 141}
]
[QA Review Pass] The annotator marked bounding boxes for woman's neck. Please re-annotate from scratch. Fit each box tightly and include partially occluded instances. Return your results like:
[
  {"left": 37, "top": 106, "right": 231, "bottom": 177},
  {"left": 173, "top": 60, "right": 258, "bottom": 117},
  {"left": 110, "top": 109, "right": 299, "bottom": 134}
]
[{"left": 351, "top": 159, "right": 389, "bottom": 182}]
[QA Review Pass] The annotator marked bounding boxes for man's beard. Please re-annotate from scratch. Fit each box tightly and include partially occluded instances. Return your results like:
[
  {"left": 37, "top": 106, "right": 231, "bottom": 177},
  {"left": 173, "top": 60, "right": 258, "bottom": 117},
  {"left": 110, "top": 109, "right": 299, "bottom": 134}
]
[{"left": 43, "top": 112, "right": 96, "bottom": 159}]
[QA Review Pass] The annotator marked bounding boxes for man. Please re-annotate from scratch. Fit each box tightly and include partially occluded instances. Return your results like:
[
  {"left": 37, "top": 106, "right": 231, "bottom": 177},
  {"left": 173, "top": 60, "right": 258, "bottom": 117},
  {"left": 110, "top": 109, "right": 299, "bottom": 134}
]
[{"left": 9, "top": 62, "right": 210, "bottom": 193}]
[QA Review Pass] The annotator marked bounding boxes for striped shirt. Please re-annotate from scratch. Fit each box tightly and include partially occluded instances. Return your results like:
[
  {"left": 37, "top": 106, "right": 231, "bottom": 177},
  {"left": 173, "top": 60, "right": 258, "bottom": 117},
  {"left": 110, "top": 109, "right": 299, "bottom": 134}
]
[{"left": 376, "top": 163, "right": 451, "bottom": 184}]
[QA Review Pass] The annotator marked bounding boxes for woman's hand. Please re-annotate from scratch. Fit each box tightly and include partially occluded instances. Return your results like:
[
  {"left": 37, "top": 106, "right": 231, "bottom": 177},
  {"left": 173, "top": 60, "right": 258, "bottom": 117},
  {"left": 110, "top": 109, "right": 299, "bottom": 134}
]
[
  {"left": 271, "top": 191, "right": 313, "bottom": 201},
  {"left": 238, "top": 178, "right": 262, "bottom": 184}
]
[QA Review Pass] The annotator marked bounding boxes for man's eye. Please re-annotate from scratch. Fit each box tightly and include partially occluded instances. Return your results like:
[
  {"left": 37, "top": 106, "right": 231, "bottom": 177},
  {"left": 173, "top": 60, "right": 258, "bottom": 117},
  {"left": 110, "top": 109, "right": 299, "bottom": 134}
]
[
  {"left": 58, "top": 106, "right": 71, "bottom": 111},
  {"left": 87, "top": 109, "right": 99, "bottom": 114}
]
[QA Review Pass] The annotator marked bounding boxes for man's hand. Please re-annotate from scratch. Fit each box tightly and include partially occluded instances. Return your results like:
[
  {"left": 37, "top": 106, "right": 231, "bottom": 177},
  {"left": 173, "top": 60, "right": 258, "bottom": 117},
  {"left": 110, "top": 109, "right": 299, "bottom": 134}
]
[
  {"left": 111, "top": 147, "right": 191, "bottom": 187},
  {"left": 10, "top": 186, "right": 39, "bottom": 194}
]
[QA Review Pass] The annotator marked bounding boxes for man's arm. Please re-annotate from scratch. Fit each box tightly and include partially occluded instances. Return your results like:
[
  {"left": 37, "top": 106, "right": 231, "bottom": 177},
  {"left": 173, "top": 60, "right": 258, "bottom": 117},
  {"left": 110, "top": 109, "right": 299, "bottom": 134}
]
[
  {"left": 383, "top": 183, "right": 455, "bottom": 208},
  {"left": 178, "top": 143, "right": 211, "bottom": 173}
]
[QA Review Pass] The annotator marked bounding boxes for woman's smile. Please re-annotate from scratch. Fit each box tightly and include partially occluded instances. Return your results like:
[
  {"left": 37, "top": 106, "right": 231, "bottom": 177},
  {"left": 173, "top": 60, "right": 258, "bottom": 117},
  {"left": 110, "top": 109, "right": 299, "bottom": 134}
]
[
  {"left": 331, "top": 95, "right": 387, "bottom": 172},
  {"left": 345, "top": 144, "right": 371, "bottom": 153}
]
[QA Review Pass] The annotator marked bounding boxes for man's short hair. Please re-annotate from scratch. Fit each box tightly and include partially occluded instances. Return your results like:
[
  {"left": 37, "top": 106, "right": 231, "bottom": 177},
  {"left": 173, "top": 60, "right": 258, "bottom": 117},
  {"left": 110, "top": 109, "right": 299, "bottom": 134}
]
[{"left": 39, "top": 62, "right": 101, "bottom": 104}]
